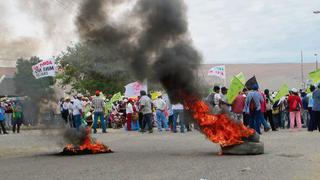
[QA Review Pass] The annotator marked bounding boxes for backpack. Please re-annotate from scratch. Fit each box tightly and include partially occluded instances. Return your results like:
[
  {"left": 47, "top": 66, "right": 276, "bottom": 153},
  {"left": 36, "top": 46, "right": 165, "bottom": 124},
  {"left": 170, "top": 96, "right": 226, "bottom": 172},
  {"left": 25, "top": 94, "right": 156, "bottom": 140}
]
[{"left": 249, "top": 99, "right": 256, "bottom": 113}]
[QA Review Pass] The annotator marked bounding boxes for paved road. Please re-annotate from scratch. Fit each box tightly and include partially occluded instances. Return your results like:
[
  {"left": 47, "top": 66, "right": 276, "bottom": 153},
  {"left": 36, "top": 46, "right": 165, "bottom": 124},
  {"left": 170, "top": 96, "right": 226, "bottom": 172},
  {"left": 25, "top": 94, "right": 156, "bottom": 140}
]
[{"left": 0, "top": 129, "right": 319, "bottom": 180}]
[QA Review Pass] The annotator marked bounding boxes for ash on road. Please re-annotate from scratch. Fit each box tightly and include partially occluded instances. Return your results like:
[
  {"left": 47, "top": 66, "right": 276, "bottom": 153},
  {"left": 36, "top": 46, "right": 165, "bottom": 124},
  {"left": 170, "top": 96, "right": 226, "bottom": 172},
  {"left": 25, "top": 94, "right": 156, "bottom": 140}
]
[{"left": 0, "top": 129, "right": 319, "bottom": 180}]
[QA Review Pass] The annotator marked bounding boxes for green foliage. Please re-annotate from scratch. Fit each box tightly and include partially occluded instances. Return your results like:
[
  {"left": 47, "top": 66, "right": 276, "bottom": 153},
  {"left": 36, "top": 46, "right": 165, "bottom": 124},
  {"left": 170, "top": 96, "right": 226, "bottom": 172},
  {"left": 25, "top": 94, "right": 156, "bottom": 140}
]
[
  {"left": 57, "top": 43, "right": 135, "bottom": 96},
  {"left": 14, "top": 56, "right": 54, "bottom": 101}
]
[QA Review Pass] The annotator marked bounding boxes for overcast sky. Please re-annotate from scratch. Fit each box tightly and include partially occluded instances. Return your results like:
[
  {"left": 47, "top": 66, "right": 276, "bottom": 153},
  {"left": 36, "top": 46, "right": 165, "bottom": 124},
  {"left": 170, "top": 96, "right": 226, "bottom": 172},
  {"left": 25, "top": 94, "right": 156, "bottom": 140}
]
[{"left": 0, "top": 0, "right": 320, "bottom": 67}]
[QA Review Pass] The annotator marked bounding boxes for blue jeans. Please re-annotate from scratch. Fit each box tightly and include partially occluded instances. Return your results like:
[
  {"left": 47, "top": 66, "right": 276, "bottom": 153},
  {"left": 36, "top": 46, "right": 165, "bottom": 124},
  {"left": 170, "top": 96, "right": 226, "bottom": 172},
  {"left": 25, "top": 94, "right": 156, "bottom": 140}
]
[
  {"left": 73, "top": 114, "right": 81, "bottom": 129},
  {"left": 93, "top": 112, "right": 106, "bottom": 132},
  {"left": 172, "top": 109, "right": 184, "bottom": 132},
  {"left": 260, "top": 113, "right": 270, "bottom": 129},
  {"left": 156, "top": 110, "right": 168, "bottom": 131},
  {"left": 248, "top": 110, "right": 263, "bottom": 134}
]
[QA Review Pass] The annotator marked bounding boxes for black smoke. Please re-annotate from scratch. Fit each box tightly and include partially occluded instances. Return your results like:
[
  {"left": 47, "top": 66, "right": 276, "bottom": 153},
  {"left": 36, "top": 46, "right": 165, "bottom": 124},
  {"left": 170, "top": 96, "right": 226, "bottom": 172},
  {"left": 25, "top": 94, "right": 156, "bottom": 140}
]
[{"left": 76, "top": 0, "right": 202, "bottom": 102}]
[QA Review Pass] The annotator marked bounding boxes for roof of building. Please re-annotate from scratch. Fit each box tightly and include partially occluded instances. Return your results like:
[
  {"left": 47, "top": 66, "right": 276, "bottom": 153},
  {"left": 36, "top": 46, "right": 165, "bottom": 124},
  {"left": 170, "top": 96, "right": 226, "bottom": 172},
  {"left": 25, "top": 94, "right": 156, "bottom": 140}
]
[{"left": 0, "top": 75, "right": 18, "bottom": 97}]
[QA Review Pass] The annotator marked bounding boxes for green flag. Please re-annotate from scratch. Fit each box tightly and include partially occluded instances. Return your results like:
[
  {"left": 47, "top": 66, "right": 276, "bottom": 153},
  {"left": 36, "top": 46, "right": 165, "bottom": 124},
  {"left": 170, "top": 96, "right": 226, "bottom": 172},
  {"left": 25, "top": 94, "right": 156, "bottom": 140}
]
[
  {"left": 235, "top": 72, "right": 246, "bottom": 85},
  {"left": 111, "top": 92, "right": 122, "bottom": 103},
  {"left": 309, "top": 69, "right": 320, "bottom": 84},
  {"left": 273, "top": 84, "right": 289, "bottom": 102},
  {"left": 227, "top": 76, "right": 245, "bottom": 104}
]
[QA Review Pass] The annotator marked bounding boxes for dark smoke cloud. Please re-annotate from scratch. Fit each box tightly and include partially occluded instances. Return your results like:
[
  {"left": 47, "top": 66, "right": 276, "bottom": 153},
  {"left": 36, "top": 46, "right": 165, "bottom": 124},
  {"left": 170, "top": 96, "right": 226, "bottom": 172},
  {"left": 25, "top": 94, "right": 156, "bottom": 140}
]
[{"left": 76, "top": 0, "right": 202, "bottom": 102}]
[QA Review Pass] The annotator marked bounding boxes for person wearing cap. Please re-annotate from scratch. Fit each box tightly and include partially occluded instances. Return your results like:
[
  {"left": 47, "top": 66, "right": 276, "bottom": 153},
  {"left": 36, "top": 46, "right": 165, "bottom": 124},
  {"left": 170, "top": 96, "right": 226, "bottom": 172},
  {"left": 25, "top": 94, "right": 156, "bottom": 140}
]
[
  {"left": 92, "top": 90, "right": 107, "bottom": 133},
  {"left": 154, "top": 95, "right": 169, "bottom": 132},
  {"left": 287, "top": 88, "right": 303, "bottom": 130},
  {"left": 72, "top": 94, "right": 83, "bottom": 129}
]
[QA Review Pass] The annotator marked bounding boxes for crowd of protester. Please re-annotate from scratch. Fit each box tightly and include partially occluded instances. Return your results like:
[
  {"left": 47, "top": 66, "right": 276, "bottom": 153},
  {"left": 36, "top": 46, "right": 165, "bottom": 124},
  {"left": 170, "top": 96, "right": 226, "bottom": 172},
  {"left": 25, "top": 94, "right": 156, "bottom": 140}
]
[
  {"left": 206, "top": 84, "right": 320, "bottom": 135},
  {"left": 58, "top": 90, "right": 191, "bottom": 134},
  {"left": 0, "top": 99, "right": 24, "bottom": 134},
  {"left": 2, "top": 83, "right": 319, "bottom": 136}
]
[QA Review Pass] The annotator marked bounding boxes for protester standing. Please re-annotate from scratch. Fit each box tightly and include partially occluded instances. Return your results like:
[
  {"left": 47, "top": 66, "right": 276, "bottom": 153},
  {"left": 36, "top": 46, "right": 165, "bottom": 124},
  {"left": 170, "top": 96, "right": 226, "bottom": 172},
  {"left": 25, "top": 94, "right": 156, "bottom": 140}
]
[
  {"left": 61, "top": 98, "right": 70, "bottom": 124},
  {"left": 154, "top": 95, "right": 169, "bottom": 132},
  {"left": 264, "top": 89, "right": 277, "bottom": 131},
  {"left": 312, "top": 84, "right": 320, "bottom": 131},
  {"left": 288, "top": 88, "right": 303, "bottom": 130},
  {"left": 12, "top": 102, "right": 23, "bottom": 133},
  {"left": 172, "top": 103, "right": 184, "bottom": 133},
  {"left": 125, "top": 99, "right": 133, "bottom": 131},
  {"left": 244, "top": 85, "right": 264, "bottom": 134},
  {"left": 4, "top": 100, "right": 13, "bottom": 129},
  {"left": 72, "top": 94, "right": 83, "bottom": 129},
  {"left": 231, "top": 89, "right": 246, "bottom": 123},
  {"left": 139, "top": 90, "right": 153, "bottom": 133},
  {"left": 308, "top": 85, "right": 317, "bottom": 131},
  {"left": 92, "top": 91, "right": 106, "bottom": 133},
  {"left": 0, "top": 103, "right": 8, "bottom": 134}
]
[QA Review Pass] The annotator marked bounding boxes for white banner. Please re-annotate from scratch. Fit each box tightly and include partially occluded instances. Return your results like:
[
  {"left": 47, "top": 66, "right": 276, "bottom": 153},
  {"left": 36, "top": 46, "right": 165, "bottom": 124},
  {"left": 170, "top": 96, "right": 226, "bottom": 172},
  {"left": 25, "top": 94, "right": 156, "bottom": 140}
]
[
  {"left": 32, "top": 59, "right": 56, "bottom": 79},
  {"left": 124, "top": 81, "right": 148, "bottom": 97},
  {"left": 208, "top": 65, "right": 226, "bottom": 79}
]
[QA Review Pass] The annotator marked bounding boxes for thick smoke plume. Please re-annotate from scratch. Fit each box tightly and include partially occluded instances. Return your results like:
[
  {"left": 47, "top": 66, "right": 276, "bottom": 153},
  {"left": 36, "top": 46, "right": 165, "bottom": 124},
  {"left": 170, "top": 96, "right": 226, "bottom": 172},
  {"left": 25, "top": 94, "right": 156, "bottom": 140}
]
[{"left": 76, "top": 0, "right": 202, "bottom": 102}]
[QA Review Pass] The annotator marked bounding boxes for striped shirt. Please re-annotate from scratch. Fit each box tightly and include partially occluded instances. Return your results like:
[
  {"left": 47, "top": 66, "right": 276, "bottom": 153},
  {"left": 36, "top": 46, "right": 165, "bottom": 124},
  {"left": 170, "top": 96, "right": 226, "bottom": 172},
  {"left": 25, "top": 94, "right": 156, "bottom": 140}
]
[{"left": 92, "top": 96, "right": 105, "bottom": 112}]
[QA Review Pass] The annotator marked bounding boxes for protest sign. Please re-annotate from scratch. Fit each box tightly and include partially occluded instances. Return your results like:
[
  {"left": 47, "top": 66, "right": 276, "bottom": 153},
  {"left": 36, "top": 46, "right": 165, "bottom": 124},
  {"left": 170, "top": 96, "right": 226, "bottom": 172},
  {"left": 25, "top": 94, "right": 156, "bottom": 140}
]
[
  {"left": 208, "top": 65, "right": 226, "bottom": 79},
  {"left": 124, "top": 81, "right": 148, "bottom": 97},
  {"left": 227, "top": 76, "right": 245, "bottom": 104},
  {"left": 32, "top": 59, "right": 56, "bottom": 79}
]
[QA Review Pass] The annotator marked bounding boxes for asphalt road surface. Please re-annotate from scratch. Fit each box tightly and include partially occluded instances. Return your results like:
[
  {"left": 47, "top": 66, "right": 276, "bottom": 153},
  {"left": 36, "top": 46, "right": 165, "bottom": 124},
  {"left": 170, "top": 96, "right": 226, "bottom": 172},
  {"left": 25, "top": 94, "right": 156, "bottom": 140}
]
[{"left": 0, "top": 128, "right": 319, "bottom": 180}]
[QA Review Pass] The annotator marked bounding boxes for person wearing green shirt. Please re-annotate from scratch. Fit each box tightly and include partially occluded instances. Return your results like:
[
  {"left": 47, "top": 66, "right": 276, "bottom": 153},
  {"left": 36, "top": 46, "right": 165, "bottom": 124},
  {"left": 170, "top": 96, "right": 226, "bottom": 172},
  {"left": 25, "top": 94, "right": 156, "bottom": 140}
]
[{"left": 12, "top": 102, "right": 23, "bottom": 133}]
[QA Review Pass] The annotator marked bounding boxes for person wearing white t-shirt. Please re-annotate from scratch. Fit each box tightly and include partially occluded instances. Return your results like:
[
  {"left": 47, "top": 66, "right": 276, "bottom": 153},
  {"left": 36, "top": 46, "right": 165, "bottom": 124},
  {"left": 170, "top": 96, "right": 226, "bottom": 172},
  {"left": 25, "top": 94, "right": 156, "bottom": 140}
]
[
  {"left": 154, "top": 95, "right": 169, "bottom": 132},
  {"left": 125, "top": 99, "right": 133, "bottom": 131},
  {"left": 72, "top": 94, "right": 83, "bottom": 129}
]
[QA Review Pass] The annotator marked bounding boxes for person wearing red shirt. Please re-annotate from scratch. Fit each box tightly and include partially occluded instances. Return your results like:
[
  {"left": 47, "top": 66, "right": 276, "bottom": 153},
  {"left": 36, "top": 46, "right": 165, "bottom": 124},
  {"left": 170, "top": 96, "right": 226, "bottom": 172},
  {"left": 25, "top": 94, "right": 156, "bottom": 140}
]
[
  {"left": 232, "top": 90, "right": 246, "bottom": 123},
  {"left": 287, "top": 88, "right": 303, "bottom": 129}
]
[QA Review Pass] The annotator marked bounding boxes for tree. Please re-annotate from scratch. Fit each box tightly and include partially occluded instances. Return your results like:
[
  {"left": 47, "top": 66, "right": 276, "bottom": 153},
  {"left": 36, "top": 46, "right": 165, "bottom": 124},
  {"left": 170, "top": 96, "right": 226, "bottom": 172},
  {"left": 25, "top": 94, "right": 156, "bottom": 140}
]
[
  {"left": 14, "top": 57, "right": 55, "bottom": 125},
  {"left": 57, "top": 43, "right": 135, "bottom": 96}
]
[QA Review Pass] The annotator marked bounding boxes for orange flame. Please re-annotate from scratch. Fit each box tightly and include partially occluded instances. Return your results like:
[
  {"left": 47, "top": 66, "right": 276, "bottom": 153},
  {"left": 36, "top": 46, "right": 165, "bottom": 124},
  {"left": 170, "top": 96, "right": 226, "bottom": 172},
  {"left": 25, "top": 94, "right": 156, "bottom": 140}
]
[
  {"left": 64, "top": 128, "right": 112, "bottom": 154},
  {"left": 185, "top": 97, "right": 254, "bottom": 147}
]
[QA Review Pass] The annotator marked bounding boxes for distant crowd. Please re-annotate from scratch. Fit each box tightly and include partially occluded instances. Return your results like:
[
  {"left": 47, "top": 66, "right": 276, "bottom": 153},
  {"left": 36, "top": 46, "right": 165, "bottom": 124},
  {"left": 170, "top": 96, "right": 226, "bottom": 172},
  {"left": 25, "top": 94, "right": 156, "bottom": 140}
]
[
  {"left": 206, "top": 84, "right": 320, "bottom": 134},
  {"left": 59, "top": 90, "right": 191, "bottom": 134},
  {"left": 0, "top": 100, "right": 23, "bottom": 134},
  {"left": 2, "top": 83, "right": 319, "bottom": 136}
]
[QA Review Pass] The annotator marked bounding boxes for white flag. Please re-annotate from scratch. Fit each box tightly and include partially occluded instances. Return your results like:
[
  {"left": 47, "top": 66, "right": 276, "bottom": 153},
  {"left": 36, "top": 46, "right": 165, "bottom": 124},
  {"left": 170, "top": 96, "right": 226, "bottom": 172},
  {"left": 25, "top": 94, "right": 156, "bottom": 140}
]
[
  {"left": 124, "top": 81, "right": 148, "bottom": 97},
  {"left": 208, "top": 65, "right": 226, "bottom": 79},
  {"left": 32, "top": 59, "right": 56, "bottom": 79}
]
